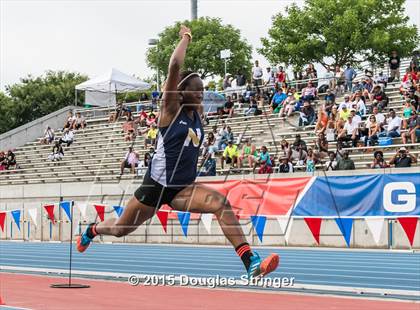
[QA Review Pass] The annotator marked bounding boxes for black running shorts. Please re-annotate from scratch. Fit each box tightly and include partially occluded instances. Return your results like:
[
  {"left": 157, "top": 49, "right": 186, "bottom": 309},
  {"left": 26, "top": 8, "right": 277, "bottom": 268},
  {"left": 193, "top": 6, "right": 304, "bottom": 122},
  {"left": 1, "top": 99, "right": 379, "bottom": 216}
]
[{"left": 134, "top": 171, "right": 186, "bottom": 208}]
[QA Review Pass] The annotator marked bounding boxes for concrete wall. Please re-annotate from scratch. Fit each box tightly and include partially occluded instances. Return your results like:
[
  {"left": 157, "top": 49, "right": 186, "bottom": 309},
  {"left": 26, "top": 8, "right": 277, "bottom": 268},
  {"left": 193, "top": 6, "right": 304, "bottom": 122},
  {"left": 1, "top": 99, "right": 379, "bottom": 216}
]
[
  {"left": 0, "top": 105, "right": 76, "bottom": 150},
  {"left": 0, "top": 169, "right": 418, "bottom": 249}
]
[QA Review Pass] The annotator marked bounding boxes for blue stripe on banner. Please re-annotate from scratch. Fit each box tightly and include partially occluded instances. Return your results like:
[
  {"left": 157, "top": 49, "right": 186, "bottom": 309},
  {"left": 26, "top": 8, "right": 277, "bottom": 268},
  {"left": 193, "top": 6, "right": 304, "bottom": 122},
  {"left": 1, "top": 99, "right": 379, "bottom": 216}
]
[{"left": 294, "top": 173, "right": 420, "bottom": 217}]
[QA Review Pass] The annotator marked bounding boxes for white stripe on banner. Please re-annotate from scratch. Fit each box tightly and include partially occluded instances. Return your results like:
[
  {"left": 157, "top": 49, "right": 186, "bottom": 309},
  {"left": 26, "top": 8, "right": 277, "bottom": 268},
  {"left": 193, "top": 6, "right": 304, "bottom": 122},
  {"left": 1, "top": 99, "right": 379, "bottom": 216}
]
[
  {"left": 286, "top": 176, "right": 317, "bottom": 216},
  {"left": 276, "top": 216, "right": 293, "bottom": 243},
  {"left": 76, "top": 203, "right": 87, "bottom": 219},
  {"left": 200, "top": 213, "right": 213, "bottom": 233},
  {"left": 365, "top": 217, "right": 385, "bottom": 245},
  {"left": 28, "top": 208, "right": 37, "bottom": 226}
]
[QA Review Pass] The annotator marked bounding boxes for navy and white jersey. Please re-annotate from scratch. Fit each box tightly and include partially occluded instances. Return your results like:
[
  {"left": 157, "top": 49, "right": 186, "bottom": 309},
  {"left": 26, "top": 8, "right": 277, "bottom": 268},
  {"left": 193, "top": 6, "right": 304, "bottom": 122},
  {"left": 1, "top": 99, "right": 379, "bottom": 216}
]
[{"left": 150, "top": 108, "right": 204, "bottom": 187}]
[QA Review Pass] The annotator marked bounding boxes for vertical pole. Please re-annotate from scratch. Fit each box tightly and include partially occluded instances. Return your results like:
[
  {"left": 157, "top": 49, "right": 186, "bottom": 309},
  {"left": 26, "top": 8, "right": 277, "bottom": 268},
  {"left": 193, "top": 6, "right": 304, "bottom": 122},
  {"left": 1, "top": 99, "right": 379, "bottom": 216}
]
[
  {"left": 191, "top": 0, "right": 197, "bottom": 20},
  {"left": 68, "top": 201, "right": 74, "bottom": 286},
  {"left": 224, "top": 59, "right": 227, "bottom": 79},
  {"left": 388, "top": 219, "right": 393, "bottom": 249}
]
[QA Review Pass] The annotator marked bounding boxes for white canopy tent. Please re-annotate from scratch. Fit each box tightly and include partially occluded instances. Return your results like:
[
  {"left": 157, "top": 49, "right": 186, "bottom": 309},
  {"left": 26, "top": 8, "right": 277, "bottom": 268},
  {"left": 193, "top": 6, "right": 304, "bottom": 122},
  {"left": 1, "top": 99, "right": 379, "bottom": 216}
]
[{"left": 75, "top": 68, "right": 151, "bottom": 107}]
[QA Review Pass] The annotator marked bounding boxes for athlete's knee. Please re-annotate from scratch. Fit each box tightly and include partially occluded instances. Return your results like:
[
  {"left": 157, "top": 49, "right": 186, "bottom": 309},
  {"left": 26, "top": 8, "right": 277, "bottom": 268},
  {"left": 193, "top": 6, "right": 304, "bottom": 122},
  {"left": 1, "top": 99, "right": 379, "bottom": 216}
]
[
  {"left": 112, "top": 226, "right": 133, "bottom": 238},
  {"left": 213, "top": 198, "right": 232, "bottom": 216}
]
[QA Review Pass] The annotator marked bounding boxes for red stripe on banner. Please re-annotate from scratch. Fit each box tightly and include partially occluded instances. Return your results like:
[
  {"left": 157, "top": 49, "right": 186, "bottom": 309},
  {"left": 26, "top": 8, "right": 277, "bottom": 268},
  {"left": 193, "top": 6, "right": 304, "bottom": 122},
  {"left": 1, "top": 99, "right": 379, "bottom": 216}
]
[
  {"left": 156, "top": 210, "right": 169, "bottom": 233},
  {"left": 0, "top": 212, "right": 5, "bottom": 232},
  {"left": 398, "top": 217, "right": 418, "bottom": 246},
  {"left": 304, "top": 218, "right": 322, "bottom": 244},
  {"left": 94, "top": 205, "right": 105, "bottom": 222},
  {"left": 43, "top": 205, "right": 55, "bottom": 224}
]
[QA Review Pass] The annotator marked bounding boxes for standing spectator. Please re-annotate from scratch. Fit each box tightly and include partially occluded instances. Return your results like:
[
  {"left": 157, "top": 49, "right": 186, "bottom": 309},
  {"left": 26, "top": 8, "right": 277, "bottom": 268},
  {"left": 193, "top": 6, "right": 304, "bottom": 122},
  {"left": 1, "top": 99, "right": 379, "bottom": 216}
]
[
  {"left": 239, "top": 139, "right": 257, "bottom": 168},
  {"left": 235, "top": 69, "right": 247, "bottom": 87},
  {"left": 370, "top": 151, "right": 389, "bottom": 169},
  {"left": 48, "top": 142, "right": 64, "bottom": 161},
  {"left": 324, "top": 151, "right": 338, "bottom": 171},
  {"left": 278, "top": 157, "right": 294, "bottom": 173},
  {"left": 336, "top": 151, "right": 355, "bottom": 170},
  {"left": 264, "top": 67, "right": 275, "bottom": 86},
  {"left": 223, "top": 75, "right": 232, "bottom": 90},
  {"left": 120, "top": 146, "right": 139, "bottom": 175},
  {"left": 276, "top": 66, "right": 286, "bottom": 84},
  {"left": 40, "top": 126, "right": 55, "bottom": 144},
  {"left": 73, "top": 112, "right": 87, "bottom": 130},
  {"left": 389, "top": 147, "right": 417, "bottom": 168},
  {"left": 402, "top": 112, "right": 420, "bottom": 144},
  {"left": 255, "top": 146, "right": 273, "bottom": 174},
  {"left": 252, "top": 60, "right": 264, "bottom": 87},
  {"left": 59, "top": 128, "right": 74, "bottom": 147},
  {"left": 299, "top": 101, "right": 315, "bottom": 127},
  {"left": 381, "top": 110, "right": 402, "bottom": 138},
  {"left": 343, "top": 64, "right": 357, "bottom": 92},
  {"left": 318, "top": 66, "right": 335, "bottom": 92},
  {"left": 221, "top": 141, "right": 239, "bottom": 169},
  {"left": 389, "top": 50, "right": 401, "bottom": 81},
  {"left": 333, "top": 65, "right": 344, "bottom": 93}
]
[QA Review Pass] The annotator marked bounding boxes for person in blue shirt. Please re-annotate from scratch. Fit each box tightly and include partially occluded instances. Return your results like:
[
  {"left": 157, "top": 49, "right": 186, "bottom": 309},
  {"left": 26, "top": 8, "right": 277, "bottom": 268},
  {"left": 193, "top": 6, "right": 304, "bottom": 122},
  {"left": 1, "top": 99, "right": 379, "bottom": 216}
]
[
  {"left": 270, "top": 88, "right": 287, "bottom": 113},
  {"left": 255, "top": 145, "right": 273, "bottom": 174},
  {"left": 343, "top": 64, "right": 357, "bottom": 92}
]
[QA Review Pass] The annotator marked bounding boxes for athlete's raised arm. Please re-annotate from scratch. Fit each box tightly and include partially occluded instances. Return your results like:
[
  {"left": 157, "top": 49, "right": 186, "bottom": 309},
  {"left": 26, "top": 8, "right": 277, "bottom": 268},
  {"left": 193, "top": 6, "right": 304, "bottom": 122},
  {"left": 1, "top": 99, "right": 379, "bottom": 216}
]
[{"left": 160, "top": 25, "right": 192, "bottom": 127}]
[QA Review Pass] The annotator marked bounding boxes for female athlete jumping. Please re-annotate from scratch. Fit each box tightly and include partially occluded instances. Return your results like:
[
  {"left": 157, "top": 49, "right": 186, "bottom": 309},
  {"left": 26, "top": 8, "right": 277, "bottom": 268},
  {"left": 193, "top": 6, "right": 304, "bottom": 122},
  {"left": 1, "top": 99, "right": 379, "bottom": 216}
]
[{"left": 77, "top": 25, "right": 279, "bottom": 278}]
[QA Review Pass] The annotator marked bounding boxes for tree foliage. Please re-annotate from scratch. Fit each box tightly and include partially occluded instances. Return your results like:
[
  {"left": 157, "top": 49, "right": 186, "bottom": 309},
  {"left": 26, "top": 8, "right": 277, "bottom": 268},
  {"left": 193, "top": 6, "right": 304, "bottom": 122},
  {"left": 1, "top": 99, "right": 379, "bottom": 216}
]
[
  {"left": 259, "top": 0, "right": 419, "bottom": 69},
  {"left": 1, "top": 71, "right": 87, "bottom": 134},
  {"left": 146, "top": 17, "right": 253, "bottom": 80}
]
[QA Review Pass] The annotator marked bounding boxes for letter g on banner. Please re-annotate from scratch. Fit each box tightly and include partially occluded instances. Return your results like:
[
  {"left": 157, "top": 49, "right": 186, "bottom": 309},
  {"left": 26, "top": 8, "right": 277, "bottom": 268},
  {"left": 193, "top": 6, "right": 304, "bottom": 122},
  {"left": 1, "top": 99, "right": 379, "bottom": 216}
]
[{"left": 383, "top": 182, "right": 416, "bottom": 213}]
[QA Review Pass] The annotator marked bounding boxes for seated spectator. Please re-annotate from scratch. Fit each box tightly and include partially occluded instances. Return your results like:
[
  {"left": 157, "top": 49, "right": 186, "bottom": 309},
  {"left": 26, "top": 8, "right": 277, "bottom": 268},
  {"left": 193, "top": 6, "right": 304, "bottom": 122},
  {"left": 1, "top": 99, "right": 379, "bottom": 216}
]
[
  {"left": 198, "top": 150, "right": 217, "bottom": 177},
  {"left": 292, "top": 134, "right": 307, "bottom": 151},
  {"left": 219, "top": 126, "right": 234, "bottom": 150},
  {"left": 351, "top": 79, "right": 363, "bottom": 93},
  {"left": 137, "top": 152, "right": 152, "bottom": 176},
  {"left": 300, "top": 81, "right": 317, "bottom": 102},
  {"left": 239, "top": 138, "right": 257, "bottom": 168},
  {"left": 368, "top": 106, "right": 386, "bottom": 129},
  {"left": 108, "top": 100, "right": 124, "bottom": 123},
  {"left": 314, "top": 132, "right": 329, "bottom": 158},
  {"left": 120, "top": 146, "right": 139, "bottom": 175},
  {"left": 278, "top": 156, "right": 294, "bottom": 173},
  {"left": 402, "top": 112, "right": 420, "bottom": 144},
  {"left": 63, "top": 111, "right": 76, "bottom": 129},
  {"left": 223, "top": 74, "right": 232, "bottom": 90},
  {"left": 202, "top": 132, "right": 217, "bottom": 156},
  {"left": 149, "top": 146, "right": 156, "bottom": 159},
  {"left": 389, "top": 147, "right": 417, "bottom": 168},
  {"left": 40, "top": 126, "right": 55, "bottom": 144},
  {"left": 315, "top": 106, "right": 328, "bottom": 134},
  {"left": 255, "top": 145, "right": 273, "bottom": 174},
  {"left": 292, "top": 144, "right": 308, "bottom": 166},
  {"left": 336, "top": 151, "right": 355, "bottom": 170},
  {"left": 339, "top": 94, "right": 352, "bottom": 110},
  {"left": 370, "top": 85, "right": 388, "bottom": 111},
  {"left": 48, "top": 142, "right": 64, "bottom": 161},
  {"left": 280, "top": 139, "right": 292, "bottom": 159},
  {"left": 324, "top": 89, "right": 336, "bottom": 113},
  {"left": 136, "top": 107, "right": 148, "bottom": 127},
  {"left": 352, "top": 94, "right": 367, "bottom": 116},
  {"left": 349, "top": 108, "right": 362, "bottom": 125},
  {"left": 270, "top": 88, "right": 287, "bottom": 113},
  {"left": 146, "top": 111, "right": 157, "bottom": 127},
  {"left": 402, "top": 99, "right": 416, "bottom": 129},
  {"left": 306, "top": 148, "right": 317, "bottom": 172},
  {"left": 4, "top": 150, "right": 17, "bottom": 170},
  {"left": 59, "top": 128, "right": 74, "bottom": 147},
  {"left": 370, "top": 151, "right": 389, "bottom": 169},
  {"left": 324, "top": 151, "right": 338, "bottom": 171},
  {"left": 279, "top": 91, "right": 297, "bottom": 117},
  {"left": 299, "top": 101, "right": 315, "bottom": 127},
  {"left": 221, "top": 141, "right": 239, "bottom": 169},
  {"left": 365, "top": 115, "right": 380, "bottom": 146},
  {"left": 219, "top": 96, "right": 234, "bottom": 117},
  {"left": 380, "top": 110, "right": 402, "bottom": 138},
  {"left": 144, "top": 123, "right": 158, "bottom": 147},
  {"left": 338, "top": 104, "right": 351, "bottom": 122},
  {"left": 337, "top": 114, "right": 359, "bottom": 147},
  {"left": 123, "top": 116, "right": 137, "bottom": 142},
  {"left": 73, "top": 112, "right": 87, "bottom": 130},
  {"left": 0, "top": 151, "right": 7, "bottom": 170},
  {"left": 374, "top": 72, "right": 388, "bottom": 88},
  {"left": 244, "top": 96, "right": 259, "bottom": 116}
]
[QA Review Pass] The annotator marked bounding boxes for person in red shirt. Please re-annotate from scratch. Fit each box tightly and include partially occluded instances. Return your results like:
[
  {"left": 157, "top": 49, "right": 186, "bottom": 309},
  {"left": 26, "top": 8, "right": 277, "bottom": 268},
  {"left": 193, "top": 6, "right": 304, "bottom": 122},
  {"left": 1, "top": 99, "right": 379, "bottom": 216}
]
[{"left": 276, "top": 66, "right": 286, "bottom": 84}]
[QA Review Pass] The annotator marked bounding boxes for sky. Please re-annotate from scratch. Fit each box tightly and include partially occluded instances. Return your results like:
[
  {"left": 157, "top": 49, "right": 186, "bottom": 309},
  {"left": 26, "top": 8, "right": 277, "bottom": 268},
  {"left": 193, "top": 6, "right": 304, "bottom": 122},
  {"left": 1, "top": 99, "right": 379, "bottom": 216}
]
[{"left": 1, "top": 0, "right": 419, "bottom": 91}]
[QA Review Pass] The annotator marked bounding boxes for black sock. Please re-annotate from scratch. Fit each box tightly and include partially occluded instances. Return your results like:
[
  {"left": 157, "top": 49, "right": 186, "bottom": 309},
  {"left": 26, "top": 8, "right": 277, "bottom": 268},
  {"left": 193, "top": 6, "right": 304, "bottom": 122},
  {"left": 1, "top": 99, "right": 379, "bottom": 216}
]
[
  {"left": 85, "top": 223, "right": 98, "bottom": 239},
  {"left": 235, "top": 242, "right": 253, "bottom": 271}
]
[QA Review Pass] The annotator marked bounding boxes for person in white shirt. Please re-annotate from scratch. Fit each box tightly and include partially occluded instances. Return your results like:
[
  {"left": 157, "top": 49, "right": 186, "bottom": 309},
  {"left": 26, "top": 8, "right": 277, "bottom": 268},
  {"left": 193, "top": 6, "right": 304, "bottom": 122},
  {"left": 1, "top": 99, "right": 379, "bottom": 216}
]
[
  {"left": 41, "top": 126, "right": 55, "bottom": 144},
  {"left": 366, "top": 106, "right": 385, "bottom": 128},
  {"left": 352, "top": 95, "right": 367, "bottom": 116},
  {"left": 349, "top": 109, "right": 361, "bottom": 124},
  {"left": 59, "top": 129, "right": 74, "bottom": 147},
  {"left": 264, "top": 67, "right": 275, "bottom": 86},
  {"left": 337, "top": 115, "right": 359, "bottom": 147},
  {"left": 252, "top": 60, "right": 264, "bottom": 87},
  {"left": 324, "top": 151, "right": 338, "bottom": 171},
  {"left": 338, "top": 94, "right": 352, "bottom": 111},
  {"left": 381, "top": 110, "right": 402, "bottom": 138},
  {"left": 73, "top": 112, "right": 87, "bottom": 130},
  {"left": 120, "top": 146, "right": 139, "bottom": 175}
]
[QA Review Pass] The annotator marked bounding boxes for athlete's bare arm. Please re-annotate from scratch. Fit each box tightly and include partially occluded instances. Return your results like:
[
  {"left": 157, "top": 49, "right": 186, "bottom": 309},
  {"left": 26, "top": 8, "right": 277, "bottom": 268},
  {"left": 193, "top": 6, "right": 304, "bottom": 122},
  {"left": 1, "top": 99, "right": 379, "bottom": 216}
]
[{"left": 159, "top": 25, "right": 192, "bottom": 127}]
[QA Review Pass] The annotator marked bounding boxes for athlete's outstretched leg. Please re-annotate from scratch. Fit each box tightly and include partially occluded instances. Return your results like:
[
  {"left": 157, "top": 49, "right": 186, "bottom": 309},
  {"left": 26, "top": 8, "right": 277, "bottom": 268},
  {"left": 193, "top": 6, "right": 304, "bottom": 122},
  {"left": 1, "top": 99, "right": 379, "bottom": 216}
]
[
  {"left": 171, "top": 183, "right": 279, "bottom": 277},
  {"left": 76, "top": 197, "right": 155, "bottom": 252}
]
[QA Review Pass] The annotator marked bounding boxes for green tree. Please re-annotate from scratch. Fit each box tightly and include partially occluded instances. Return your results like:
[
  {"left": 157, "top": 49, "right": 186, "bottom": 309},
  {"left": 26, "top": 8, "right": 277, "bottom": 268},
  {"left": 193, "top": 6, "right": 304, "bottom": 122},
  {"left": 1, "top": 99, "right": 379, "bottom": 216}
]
[
  {"left": 259, "top": 0, "right": 419, "bottom": 69},
  {"left": 146, "top": 17, "right": 253, "bottom": 80},
  {"left": 2, "top": 70, "right": 87, "bottom": 134},
  {"left": 0, "top": 92, "right": 14, "bottom": 134}
]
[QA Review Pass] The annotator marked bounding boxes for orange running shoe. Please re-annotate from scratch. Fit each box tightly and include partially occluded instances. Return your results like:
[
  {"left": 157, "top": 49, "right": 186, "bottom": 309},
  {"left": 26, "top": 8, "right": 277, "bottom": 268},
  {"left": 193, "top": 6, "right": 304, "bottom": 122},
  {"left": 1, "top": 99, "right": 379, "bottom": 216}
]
[{"left": 247, "top": 252, "right": 280, "bottom": 278}]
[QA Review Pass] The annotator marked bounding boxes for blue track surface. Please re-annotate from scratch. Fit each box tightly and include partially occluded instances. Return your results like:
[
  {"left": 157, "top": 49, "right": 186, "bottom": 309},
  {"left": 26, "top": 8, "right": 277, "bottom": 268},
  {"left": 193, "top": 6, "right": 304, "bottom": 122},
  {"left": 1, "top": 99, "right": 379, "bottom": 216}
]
[{"left": 0, "top": 242, "right": 419, "bottom": 295}]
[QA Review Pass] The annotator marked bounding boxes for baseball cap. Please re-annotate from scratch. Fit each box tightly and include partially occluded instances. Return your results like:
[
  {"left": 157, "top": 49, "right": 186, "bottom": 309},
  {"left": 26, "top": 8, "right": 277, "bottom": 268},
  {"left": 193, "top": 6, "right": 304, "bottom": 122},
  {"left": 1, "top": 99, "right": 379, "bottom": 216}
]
[
  {"left": 399, "top": 147, "right": 407, "bottom": 152},
  {"left": 350, "top": 108, "right": 356, "bottom": 112}
]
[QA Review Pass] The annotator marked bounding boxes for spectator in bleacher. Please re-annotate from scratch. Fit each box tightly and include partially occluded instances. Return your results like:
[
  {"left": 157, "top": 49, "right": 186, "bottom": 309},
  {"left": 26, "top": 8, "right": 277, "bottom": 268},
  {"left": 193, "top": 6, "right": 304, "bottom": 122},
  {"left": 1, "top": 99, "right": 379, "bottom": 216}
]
[
  {"left": 361, "top": 77, "right": 374, "bottom": 99},
  {"left": 349, "top": 109, "right": 361, "bottom": 125},
  {"left": 270, "top": 88, "right": 287, "bottom": 113},
  {"left": 146, "top": 111, "right": 157, "bottom": 127},
  {"left": 400, "top": 75, "right": 417, "bottom": 95},
  {"left": 389, "top": 50, "right": 401, "bottom": 81},
  {"left": 324, "top": 151, "right": 338, "bottom": 171},
  {"left": 318, "top": 66, "right": 334, "bottom": 93},
  {"left": 276, "top": 66, "right": 286, "bottom": 84},
  {"left": 136, "top": 107, "right": 148, "bottom": 127},
  {"left": 221, "top": 141, "right": 239, "bottom": 169},
  {"left": 304, "top": 63, "right": 317, "bottom": 80},
  {"left": 337, "top": 114, "right": 359, "bottom": 147},
  {"left": 381, "top": 109, "right": 402, "bottom": 138},
  {"left": 292, "top": 134, "right": 307, "bottom": 152},
  {"left": 306, "top": 148, "right": 317, "bottom": 172},
  {"left": 138, "top": 152, "right": 151, "bottom": 169},
  {"left": 344, "top": 64, "right": 357, "bottom": 92},
  {"left": 365, "top": 115, "right": 380, "bottom": 147},
  {"left": 402, "top": 69, "right": 418, "bottom": 84},
  {"left": 149, "top": 146, "right": 155, "bottom": 159},
  {"left": 315, "top": 107, "right": 328, "bottom": 134},
  {"left": 371, "top": 85, "right": 388, "bottom": 111},
  {"left": 336, "top": 151, "right": 355, "bottom": 170},
  {"left": 239, "top": 138, "right": 257, "bottom": 168},
  {"left": 351, "top": 79, "right": 364, "bottom": 93},
  {"left": 278, "top": 156, "right": 294, "bottom": 173},
  {"left": 407, "top": 87, "right": 419, "bottom": 110},
  {"left": 370, "top": 151, "right": 389, "bottom": 169},
  {"left": 279, "top": 91, "right": 297, "bottom": 118},
  {"left": 202, "top": 132, "right": 217, "bottom": 157},
  {"left": 198, "top": 150, "right": 217, "bottom": 177},
  {"left": 255, "top": 145, "right": 273, "bottom": 174},
  {"left": 120, "top": 146, "right": 139, "bottom": 175},
  {"left": 144, "top": 123, "right": 158, "bottom": 148},
  {"left": 402, "top": 99, "right": 416, "bottom": 129},
  {"left": 0, "top": 151, "right": 7, "bottom": 170},
  {"left": 293, "top": 144, "right": 308, "bottom": 167},
  {"left": 374, "top": 72, "right": 388, "bottom": 88},
  {"left": 280, "top": 139, "right": 292, "bottom": 159},
  {"left": 235, "top": 69, "right": 247, "bottom": 87},
  {"left": 339, "top": 104, "right": 351, "bottom": 122},
  {"left": 368, "top": 106, "right": 385, "bottom": 131},
  {"left": 299, "top": 101, "right": 315, "bottom": 127},
  {"left": 314, "top": 133, "right": 329, "bottom": 159},
  {"left": 300, "top": 81, "right": 317, "bottom": 102},
  {"left": 264, "top": 67, "right": 275, "bottom": 86},
  {"left": 389, "top": 147, "right": 417, "bottom": 168},
  {"left": 324, "top": 89, "right": 336, "bottom": 112},
  {"left": 402, "top": 111, "right": 420, "bottom": 144},
  {"left": 352, "top": 93, "right": 367, "bottom": 116},
  {"left": 140, "top": 93, "right": 149, "bottom": 101},
  {"left": 63, "top": 111, "right": 76, "bottom": 130},
  {"left": 4, "top": 150, "right": 17, "bottom": 170},
  {"left": 59, "top": 128, "right": 74, "bottom": 147},
  {"left": 328, "top": 105, "right": 340, "bottom": 131},
  {"left": 252, "top": 60, "right": 264, "bottom": 87},
  {"left": 333, "top": 65, "right": 344, "bottom": 93},
  {"left": 123, "top": 116, "right": 137, "bottom": 142},
  {"left": 48, "top": 141, "right": 64, "bottom": 161},
  {"left": 221, "top": 96, "right": 234, "bottom": 117},
  {"left": 223, "top": 74, "right": 232, "bottom": 90},
  {"left": 73, "top": 112, "right": 87, "bottom": 130},
  {"left": 40, "top": 126, "right": 55, "bottom": 144}
]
